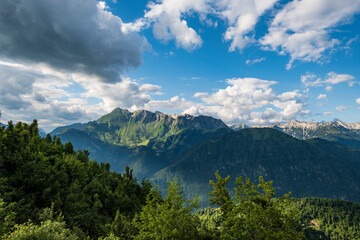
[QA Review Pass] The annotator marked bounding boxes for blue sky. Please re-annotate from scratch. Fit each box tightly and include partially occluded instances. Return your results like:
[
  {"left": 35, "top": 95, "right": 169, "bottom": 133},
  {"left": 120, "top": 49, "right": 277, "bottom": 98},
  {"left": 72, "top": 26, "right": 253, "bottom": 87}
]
[{"left": 0, "top": 0, "right": 359, "bottom": 131}]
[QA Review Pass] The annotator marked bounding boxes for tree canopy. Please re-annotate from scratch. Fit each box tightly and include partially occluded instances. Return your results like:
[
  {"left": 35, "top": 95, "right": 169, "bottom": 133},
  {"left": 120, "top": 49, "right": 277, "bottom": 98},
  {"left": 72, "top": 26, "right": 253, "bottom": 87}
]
[
  {"left": 0, "top": 120, "right": 359, "bottom": 239},
  {"left": 209, "top": 171, "right": 305, "bottom": 240}
]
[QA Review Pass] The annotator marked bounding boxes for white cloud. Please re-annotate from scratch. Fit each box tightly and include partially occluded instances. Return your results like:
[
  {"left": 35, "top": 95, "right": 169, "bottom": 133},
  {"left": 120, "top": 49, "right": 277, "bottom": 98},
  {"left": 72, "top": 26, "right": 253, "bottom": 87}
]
[
  {"left": 0, "top": 61, "right": 311, "bottom": 130},
  {"left": 336, "top": 105, "right": 347, "bottom": 112},
  {"left": 325, "top": 86, "right": 333, "bottom": 91},
  {"left": 356, "top": 98, "right": 360, "bottom": 104},
  {"left": 302, "top": 72, "right": 356, "bottom": 89},
  {"left": 187, "top": 77, "right": 308, "bottom": 124},
  {"left": 121, "top": 0, "right": 359, "bottom": 66},
  {"left": 260, "top": 0, "right": 360, "bottom": 68},
  {"left": 0, "top": 60, "right": 163, "bottom": 132},
  {"left": 77, "top": 75, "right": 162, "bottom": 112},
  {"left": 141, "top": 0, "right": 209, "bottom": 51},
  {"left": 323, "top": 112, "right": 334, "bottom": 116},
  {"left": 125, "top": 0, "right": 278, "bottom": 51},
  {"left": 0, "top": 62, "right": 99, "bottom": 131},
  {"left": 144, "top": 96, "right": 196, "bottom": 112},
  {"left": 246, "top": 57, "right": 266, "bottom": 65},
  {"left": 217, "top": 0, "right": 278, "bottom": 51},
  {"left": 317, "top": 94, "right": 327, "bottom": 100}
]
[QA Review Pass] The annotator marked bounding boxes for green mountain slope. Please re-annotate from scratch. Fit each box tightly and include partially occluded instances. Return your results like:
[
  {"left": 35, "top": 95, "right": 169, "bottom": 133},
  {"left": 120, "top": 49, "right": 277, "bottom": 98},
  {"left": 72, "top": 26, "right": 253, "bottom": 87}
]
[
  {"left": 84, "top": 108, "right": 228, "bottom": 147},
  {"left": 55, "top": 110, "right": 231, "bottom": 178},
  {"left": 152, "top": 128, "right": 360, "bottom": 206}
]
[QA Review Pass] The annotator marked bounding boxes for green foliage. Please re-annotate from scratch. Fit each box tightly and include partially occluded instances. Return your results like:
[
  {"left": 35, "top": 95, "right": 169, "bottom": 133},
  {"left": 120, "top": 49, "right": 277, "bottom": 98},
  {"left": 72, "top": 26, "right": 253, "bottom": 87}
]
[
  {"left": 0, "top": 198, "right": 15, "bottom": 237},
  {"left": 195, "top": 207, "right": 222, "bottom": 231},
  {"left": 104, "top": 210, "right": 137, "bottom": 240},
  {"left": 3, "top": 219, "right": 79, "bottom": 240},
  {"left": 134, "top": 180, "right": 201, "bottom": 240},
  {"left": 2, "top": 119, "right": 360, "bottom": 240},
  {"left": 298, "top": 198, "right": 360, "bottom": 240},
  {"left": 0, "top": 120, "right": 151, "bottom": 239},
  {"left": 209, "top": 171, "right": 305, "bottom": 240}
]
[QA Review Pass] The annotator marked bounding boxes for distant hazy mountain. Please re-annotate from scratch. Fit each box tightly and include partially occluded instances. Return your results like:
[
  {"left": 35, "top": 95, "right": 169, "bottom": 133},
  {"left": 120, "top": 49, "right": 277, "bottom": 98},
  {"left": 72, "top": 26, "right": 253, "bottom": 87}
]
[
  {"left": 232, "top": 120, "right": 360, "bottom": 149},
  {"left": 38, "top": 128, "right": 47, "bottom": 138},
  {"left": 230, "top": 123, "right": 249, "bottom": 131},
  {"left": 152, "top": 128, "right": 360, "bottom": 206},
  {"left": 50, "top": 122, "right": 91, "bottom": 136}
]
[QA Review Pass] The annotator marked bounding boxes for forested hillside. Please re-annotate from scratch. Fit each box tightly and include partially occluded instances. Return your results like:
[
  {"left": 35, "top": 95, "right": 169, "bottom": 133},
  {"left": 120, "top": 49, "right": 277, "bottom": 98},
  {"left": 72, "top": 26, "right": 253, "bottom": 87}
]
[
  {"left": 196, "top": 197, "right": 360, "bottom": 240},
  {"left": 52, "top": 109, "right": 360, "bottom": 207},
  {"left": 0, "top": 120, "right": 151, "bottom": 239},
  {"left": 1, "top": 120, "right": 360, "bottom": 239},
  {"left": 152, "top": 128, "right": 360, "bottom": 206}
]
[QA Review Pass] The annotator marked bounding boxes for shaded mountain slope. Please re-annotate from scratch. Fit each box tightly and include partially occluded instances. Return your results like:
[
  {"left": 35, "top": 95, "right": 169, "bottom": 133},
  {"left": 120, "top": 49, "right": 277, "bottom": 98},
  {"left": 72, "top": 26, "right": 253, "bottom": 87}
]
[
  {"left": 152, "top": 128, "right": 360, "bottom": 206},
  {"left": 56, "top": 124, "right": 231, "bottom": 179},
  {"left": 50, "top": 122, "right": 90, "bottom": 136}
]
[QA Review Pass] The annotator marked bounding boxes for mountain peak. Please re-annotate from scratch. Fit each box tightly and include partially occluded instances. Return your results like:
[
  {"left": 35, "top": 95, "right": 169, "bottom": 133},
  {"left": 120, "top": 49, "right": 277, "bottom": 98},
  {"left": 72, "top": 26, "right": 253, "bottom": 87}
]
[{"left": 85, "top": 108, "right": 229, "bottom": 146}]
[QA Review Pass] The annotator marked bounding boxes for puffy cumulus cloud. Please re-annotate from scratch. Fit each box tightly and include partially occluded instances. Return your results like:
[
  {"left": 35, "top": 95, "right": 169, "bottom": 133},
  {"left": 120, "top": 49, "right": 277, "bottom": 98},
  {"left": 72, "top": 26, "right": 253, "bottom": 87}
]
[
  {"left": 76, "top": 75, "right": 162, "bottom": 112},
  {"left": 0, "top": 61, "right": 100, "bottom": 131},
  {"left": 217, "top": 0, "right": 278, "bottom": 51},
  {"left": 260, "top": 0, "right": 360, "bottom": 69},
  {"left": 187, "top": 77, "right": 309, "bottom": 125},
  {"left": 357, "top": 98, "right": 360, "bottom": 104},
  {"left": 336, "top": 105, "right": 347, "bottom": 112},
  {"left": 302, "top": 72, "right": 356, "bottom": 89},
  {"left": 125, "top": 0, "right": 358, "bottom": 63},
  {"left": 0, "top": 0, "right": 147, "bottom": 83},
  {"left": 0, "top": 61, "right": 163, "bottom": 132},
  {"left": 317, "top": 94, "right": 327, "bottom": 100},
  {"left": 144, "top": 96, "right": 196, "bottom": 112},
  {"left": 126, "top": 0, "right": 278, "bottom": 51},
  {"left": 142, "top": 0, "right": 209, "bottom": 51}
]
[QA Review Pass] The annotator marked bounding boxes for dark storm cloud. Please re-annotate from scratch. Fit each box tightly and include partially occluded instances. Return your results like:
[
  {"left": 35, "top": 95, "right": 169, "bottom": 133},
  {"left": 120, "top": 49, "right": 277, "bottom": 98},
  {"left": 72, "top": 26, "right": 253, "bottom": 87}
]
[
  {"left": 0, "top": 94, "right": 29, "bottom": 110},
  {"left": 0, "top": 0, "right": 147, "bottom": 82}
]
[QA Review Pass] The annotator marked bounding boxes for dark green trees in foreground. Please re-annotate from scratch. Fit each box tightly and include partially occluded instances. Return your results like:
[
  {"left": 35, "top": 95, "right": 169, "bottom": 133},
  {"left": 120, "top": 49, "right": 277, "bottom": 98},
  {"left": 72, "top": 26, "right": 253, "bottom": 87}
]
[
  {"left": 1, "top": 120, "right": 360, "bottom": 239},
  {"left": 0, "top": 121, "right": 151, "bottom": 239},
  {"left": 209, "top": 171, "right": 304, "bottom": 240}
]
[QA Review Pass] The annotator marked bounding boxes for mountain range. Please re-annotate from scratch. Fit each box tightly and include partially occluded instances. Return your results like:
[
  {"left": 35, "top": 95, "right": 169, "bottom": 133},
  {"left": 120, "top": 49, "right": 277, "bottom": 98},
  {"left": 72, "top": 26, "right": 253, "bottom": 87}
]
[
  {"left": 52, "top": 108, "right": 230, "bottom": 178},
  {"left": 50, "top": 108, "right": 360, "bottom": 206},
  {"left": 232, "top": 120, "right": 360, "bottom": 149}
]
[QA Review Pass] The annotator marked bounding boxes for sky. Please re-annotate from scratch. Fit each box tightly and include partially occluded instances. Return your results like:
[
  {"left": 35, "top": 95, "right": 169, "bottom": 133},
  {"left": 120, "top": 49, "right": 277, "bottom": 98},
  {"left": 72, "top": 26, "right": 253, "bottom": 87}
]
[{"left": 0, "top": 0, "right": 359, "bottom": 132}]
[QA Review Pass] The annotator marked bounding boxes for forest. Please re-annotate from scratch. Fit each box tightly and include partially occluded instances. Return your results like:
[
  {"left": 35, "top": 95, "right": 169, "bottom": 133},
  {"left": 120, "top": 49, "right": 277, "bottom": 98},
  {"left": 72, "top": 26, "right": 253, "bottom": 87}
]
[{"left": 1, "top": 120, "right": 360, "bottom": 239}]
